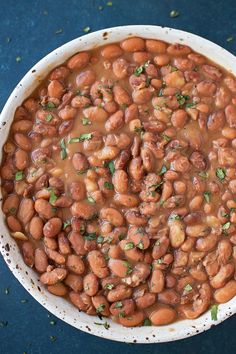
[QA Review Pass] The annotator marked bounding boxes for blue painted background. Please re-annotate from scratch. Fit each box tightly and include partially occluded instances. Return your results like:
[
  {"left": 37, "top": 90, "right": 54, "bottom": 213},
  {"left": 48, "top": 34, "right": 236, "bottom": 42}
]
[{"left": 1, "top": 0, "right": 236, "bottom": 353}]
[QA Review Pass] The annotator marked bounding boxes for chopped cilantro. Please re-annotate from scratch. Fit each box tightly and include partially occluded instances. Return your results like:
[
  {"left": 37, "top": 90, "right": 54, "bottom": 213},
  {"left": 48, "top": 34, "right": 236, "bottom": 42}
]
[
  {"left": 49, "top": 190, "right": 58, "bottom": 205},
  {"left": 87, "top": 196, "right": 96, "bottom": 204},
  {"left": 184, "top": 284, "right": 193, "bottom": 292},
  {"left": 83, "top": 26, "right": 91, "bottom": 33},
  {"left": 175, "top": 93, "right": 189, "bottom": 107},
  {"left": 63, "top": 220, "right": 71, "bottom": 229},
  {"left": 203, "top": 191, "right": 211, "bottom": 203},
  {"left": 170, "top": 10, "right": 180, "bottom": 18},
  {"left": 211, "top": 304, "right": 218, "bottom": 321},
  {"left": 81, "top": 117, "right": 91, "bottom": 126},
  {"left": 104, "top": 181, "right": 114, "bottom": 190},
  {"left": 143, "top": 318, "right": 152, "bottom": 326},
  {"left": 199, "top": 171, "right": 208, "bottom": 179},
  {"left": 123, "top": 261, "right": 133, "bottom": 275},
  {"left": 158, "top": 165, "right": 167, "bottom": 175},
  {"left": 104, "top": 160, "right": 115, "bottom": 175},
  {"left": 60, "top": 138, "right": 67, "bottom": 160},
  {"left": 45, "top": 113, "right": 53, "bottom": 122},
  {"left": 114, "top": 301, "right": 123, "bottom": 309},
  {"left": 69, "top": 133, "right": 92, "bottom": 143},
  {"left": 124, "top": 242, "right": 135, "bottom": 250},
  {"left": 216, "top": 167, "right": 226, "bottom": 181},
  {"left": 84, "top": 232, "right": 97, "bottom": 241},
  {"left": 15, "top": 171, "right": 24, "bottom": 181},
  {"left": 94, "top": 321, "right": 110, "bottom": 330},
  {"left": 222, "top": 221, "right": 231, "bottom": 233},
  {"left": 97, "top": 235, "right": 104, "bottom": 244},
  {"left": 105, "top": 283, "right": 114, "bottom": 290},
  {"left": 96, "top": 304, "right": 105, "bottom": 313}
]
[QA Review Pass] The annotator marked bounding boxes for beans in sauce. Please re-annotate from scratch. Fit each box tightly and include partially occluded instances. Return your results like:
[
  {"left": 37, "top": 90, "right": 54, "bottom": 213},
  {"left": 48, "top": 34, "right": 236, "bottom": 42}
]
[{"left": 2, "top": 37, "right": 236, "bottom": 327}]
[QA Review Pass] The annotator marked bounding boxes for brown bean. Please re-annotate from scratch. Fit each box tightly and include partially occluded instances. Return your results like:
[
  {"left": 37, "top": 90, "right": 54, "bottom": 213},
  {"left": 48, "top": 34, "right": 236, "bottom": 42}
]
[
  {"left": 168, "top": 219, "right": 185, "bottom": 248},
  {"left": 65, "top": 274, "right": 83, "bottom": 292},
  {"left": 113, "top": 85, "right": 131, "bottom": 106},
  {"left": 40, "top": 268, "right": 67, "bottom": 285},
  {"left": 171, "top": 110, "right": 188, "bottom": 128},
  {"left": 112, "top": 170, "right": 128, "bottom": 194},
  {"left": 121, "top": 37, "right": 145, "bottom": 52},
  {"left": 107, "top": 284, "right": 132, "bottom": 302},
  {"left": 76, "top": 69, "right": 96, "bottom": 88},
  {"left": 101, "top": 44, "right": 123, "bottom": 59},
  {"left": 3, "top": 194, "right": 20, "bottom": 214},
  {"left": 149, "top": 269, "right": 164, "bottom": 293},
  {"left": 210, "top": 263, "right": 234, "bottom": 289},
  {"left": 105, "top": 110, "right": 124, "bottom": 132},
  {"left": 113, "top": 58, "right": 129, "bottom": 79},
  {"left": 7, "top": 215, "right": 22, "bottom": 231},
  {"left": 68, "top": 231, "right": 86, "bottom": 255},
  {"left": 35, "top": 199, "right": 56, "bottom": 219},
  {"left": 14, "top": 149, "right": 29, "bottom": 170},
  {"left": 14, "top": 133, "right": 32, "bottom": 151},
  {"left": 48, "top": 283, "right": 67, "bottom": 296},
  {"left": 29, "top": 216, "right": 44, "bottom": 240},
  {"left": 66, "top": 254, "right": 85, "bottom": 275},
  {"left": 67, "top": 51, "right": 90, "bottom": 70},
  {"left": 71, "top": 201, "right": 96, "bottom": 220},
  {"left": 114, "top": 193, "right": 139, "bottom": 208},
  {"left": 58, "top": 232, "right": 71, "bottom": 254},
  {"left": 12, "top": 120, "right": 33, "bottom": 133},
  {"left": 213, "top": 280, "right": 236, "bottom": 303},
  {"left": 150, "top": 307, "right": 176, "bottom": 325},
  {"left": 50, "top": 66, "right": 70, "bottom": 80},
  {"left": 118, "top": 311, "right": 144, "bottom": 327},
  {"left": 22, "top": 241, "right": 34, "bottom": 267},
  {"left": 83, "top": 273, "right": 99, "bottom": 296},
  {"left": 17, "top": 198, "right": 34, "bottom": 224},
  {"left": 108, "top": 259, "right": 130, "bottom": 278},
  {"left": 72, "top": 152, "right": 89, "bottom": 172},
  {"left": 43, "top": 217, "right": 62, "bottom": 238},
  {"left": 87, "top": 251, "right": 109, "bottom": 280},
  {"left": 83, "top": 106, "right": 108, "bottom": 122},
  {"left": 44, "top": 237, "right": 58, "bottom": 250},
  {"left": 146, "top": 39, "right": 167, "bottom": 53},
  {"left": 34, "top": 248, "right": 48, "bottom": 273},
  {"left": 207, "top": 110, "right": 225, "bottom": 131},
  {"left": 158, "top": 290, "right": 180, "bottom": 305},
  {"left": 135, "top": 292, "right": 156, "bottom": 309},
  {"left": 110, "top": 298, "right": 135, "bottom": 316},
  {"left": 48, "top": 80, "right": 64, "bottom": 99},
  {"left": 125, "top": 209, "right": 147, "bottom": 226},
  {"left": 225, "top": 104, "right": 236, "bottom": 128},
  {"left": 45, "top": 247, "right": 65, "bottom": 264},
  {"left": 100, "top": 207, "right": 124, "bottom": 226}
]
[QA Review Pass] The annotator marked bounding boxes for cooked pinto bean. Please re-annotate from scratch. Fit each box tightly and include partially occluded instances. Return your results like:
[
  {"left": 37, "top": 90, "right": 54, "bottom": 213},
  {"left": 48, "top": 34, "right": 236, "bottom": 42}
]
[{"left": 3, "top": 37, "right": 236, "bottom": 328}]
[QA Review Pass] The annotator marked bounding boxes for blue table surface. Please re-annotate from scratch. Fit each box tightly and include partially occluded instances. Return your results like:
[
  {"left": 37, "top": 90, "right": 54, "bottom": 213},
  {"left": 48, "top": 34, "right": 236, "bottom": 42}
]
[{"left": 1, "top": 0, "right": 236, "bottom": 353}]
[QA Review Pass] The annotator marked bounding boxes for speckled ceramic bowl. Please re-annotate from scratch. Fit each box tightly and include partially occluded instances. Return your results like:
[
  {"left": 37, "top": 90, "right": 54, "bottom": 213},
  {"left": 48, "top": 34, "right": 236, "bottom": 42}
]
[{"left": 0, "top": 25, "right": 236, "bottom": 343}]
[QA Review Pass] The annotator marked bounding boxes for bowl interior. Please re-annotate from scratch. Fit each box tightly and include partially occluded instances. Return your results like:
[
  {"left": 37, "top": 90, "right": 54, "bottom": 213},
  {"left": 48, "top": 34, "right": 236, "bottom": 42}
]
[{"left": 1, "top": 25, "right": 236, "bottom": 343}]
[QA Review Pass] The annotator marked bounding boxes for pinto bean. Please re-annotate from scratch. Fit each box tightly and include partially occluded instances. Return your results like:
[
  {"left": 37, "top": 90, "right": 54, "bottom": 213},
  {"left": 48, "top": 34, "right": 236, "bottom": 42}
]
[
  {"left": 70, "top": 181, "right": 86, "bottom": 201},
  {"left": 112, "top": 170, "right": 128, "bottom": 193},
  {"left": 3, "top": 194, "right": 20, "bottom": 214},
  {"left": 87, "top": 250, "right": 109, "bottom": 278},
  {"left": 113, "top": 85, "right": 131, "bottom": 106},
  {"left": 67, "top": 52, "right": 90, "bottom": 70},
  {"left": 83, "top": 273, "right": 99, "bottom": 296},
  {"left": 45, "top": 247, "right": 65, "bottom": 265},
  {"left": 7, "top": 215, "right": 22, "bottom": 231},
  {"left": 121, "top": 37, "right": 145, "bottom": 52},
  {"left": 64, "top": 274, "right": 83, "bottom": 292},
  {"left": 72, "top": 152, "right": 89, "bottom": 172},
  {"left": 125, "top": 209, "right": 147, "bottom": 226},
  {"left": 105, "top": 110, "right": 124, "bottom": 132},
  {"left": 168, "top": 219, "right": 185, "bottom": 248},
  {"left": 40, "top": 268, "right": 67, "bottom": 285},
  {"left": 110, "top": 299, "right": 135, "bottom": 316},
  {"left": 92, "top": 295, "right": 110, "bottom": 316},
  {"left": 100, "top": 207, "right": 124, "bottom": 226},
  {"left": 22, "top": 241, "right": 34, "bottom": 267},
  {"left": 118, "top": 311, "right": 144, "bottom": 327},
  {"left": 71, "top": 201, "right": 96, "bottom": 220},
  {"left": 14, "top": 133, "right": 32, "bottom": 151},
  {"left": 43, "top": 217, "right": 62, "bottom": 238},
  {"left": 12, "top": 120, "right": 33, "bottom": 133},
  {"left": 34, "top": 248, "right": 48, "bottom": 273},
  {"left": 29, "top": 216, "right": 44, "bottom": 240},
  {"left": 149, "top": 269, "right": 164, "bottom": 293},
  {"left": 68, "top": 231, "right": 86, "bottom": 255},
  {"left": 114, "top": 193, "right": 139, "bottom": 208},
  {"left": 83, "top": 106, "right": 108, "bottom": 122},
  {"left": 48, "top": 283, "right": 67, "bottom": 296},
  {"left": 186, "top": 224, "right": 210, "bottom": 238},
  {"left": 50, "top": 66, "right": 70, "bottom": 80},
  {"left": 207, "top": 110, "right": 225, "bottom": 131},
  {"left": 150, "top": 307, "right": 176, "bottom": 325},
  {"left": 17, "top": 198, "right": 34, "bottom": 224},
  {"left": 158, "top": 290, "right": 180, "bottom": 306},
  {"left": 210, "top": 263, "right": 234, "bottom": 289},
  {"left": 213, "top": 280, "right": 236, "bottom": 303},
  {"left": 101, "top": 44, "right": 123, "bottom": 59},
  {"left": 225, "top": 104, "right": 236, "bottom": 128},
  {"left": 107, "top": 284, "right": 132, "bottom": 302},
  {"left": 135, "top": 292, "right": 156, "bottom": 309},
  {"left": 66, "top": 254, "right": 85, "bottom": 275}
]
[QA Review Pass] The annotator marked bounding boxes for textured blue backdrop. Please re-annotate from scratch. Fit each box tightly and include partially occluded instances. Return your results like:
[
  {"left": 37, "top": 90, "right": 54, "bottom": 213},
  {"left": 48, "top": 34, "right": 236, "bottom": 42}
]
[{"left": 1, "top": 0, "right": 236, "bottom": 353}]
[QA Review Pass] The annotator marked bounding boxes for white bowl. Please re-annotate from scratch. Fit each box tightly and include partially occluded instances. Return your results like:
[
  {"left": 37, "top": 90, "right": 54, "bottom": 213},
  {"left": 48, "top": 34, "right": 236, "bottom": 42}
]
[{"left": 0, "top": 25, "right": 236, "bottom": 344}]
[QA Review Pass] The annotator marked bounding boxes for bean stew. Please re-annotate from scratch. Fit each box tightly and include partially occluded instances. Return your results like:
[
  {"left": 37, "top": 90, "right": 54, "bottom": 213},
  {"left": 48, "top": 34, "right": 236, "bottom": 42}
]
[{"left": 2, "top": 37, "right": 236, "bottom": 327}]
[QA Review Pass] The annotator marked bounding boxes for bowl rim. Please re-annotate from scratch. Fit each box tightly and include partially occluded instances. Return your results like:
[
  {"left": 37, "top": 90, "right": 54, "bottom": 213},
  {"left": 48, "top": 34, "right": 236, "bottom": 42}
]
[{"left": 1, "top": 25, "right": 236, "bottom": 344}]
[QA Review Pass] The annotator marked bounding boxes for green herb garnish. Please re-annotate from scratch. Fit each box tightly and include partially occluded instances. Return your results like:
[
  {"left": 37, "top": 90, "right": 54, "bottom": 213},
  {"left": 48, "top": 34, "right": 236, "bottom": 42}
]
[
  {"left": 105, "top": 160, "right": 115, "bottom": 175},
  {"left": 161, "top": 133, "right": 171, "bottom": 142},
  {"left": 170, "top": 10, "right": 180, "bottom": 18},
  {"left": 143, "top": 318, "right": 152, "bottom": 326},
  {"left": 186, "top": 102, "right": 197, "bottom": 108},
  {"left": 94, "top": 321, "right": 110, "bottom": 330},
  {"left": 134, "top": 61, "right": 150, "bottom": 77},
  {"left": 97, "top": 235, "right": 104, "bottom": 244},
  {"left": 203, "top": 191, "right": 211, "bottom": 203},
  {"left": 69, "top": 133, "right": 92, "bottom": 143},
  {"left": 169, "top": 214, "right": 181, "bottom": 221},
  {"left": 158, "top": 165, "right": 167, "bottom": 175},
  {"left": 83, "top": 26, "right": 91, "bottom": 33},
  {"left": 49, "top": 190, "right": 58, "bottom": 205},
  {"left": 175, "top": 93, "right": 189, "bottom": 107},
  {"left": 104, "top": 181, "right": 114, "bottom": 190},
  {"left": 123, "top": 261, "right": 133, "bottom": 275},
  {"left": 184, "top": 284, "right": 193, "bottom": 292},
  {"left": 45, "top": 102, "right": 56, "bottom": 109},
  {"left": 216, "top": 168, "right": 226, "bottom": 181},
  {"left": 137, "top": 240, "right": 144, "bottom": 250},
  {"left": 15, "top": 171, "right": 24, "bottom": 181},
  {"left": 50, "top": 335, "right": 57, "bottom": 342},
  {"left": 81, "top": 117, "right": 91, "bottom": 126},
  {"left": 63, "top": 220, "right": 71, "bottom": 230},
  {"left": 87, "top": 196, "right": 96, "bottom": 204},
  {"left": 9, "top": 207, "right": 16, "bottom": 214},
  {"left": 96, "top": 304, "right": 105, "bottom": 313},
  {"left": 45, "top": 113, "right": 53, "bottom": 122},
  {"left": 124, "top": 242, "right": 135, "bottom": 250},
  {"left": 226, "top": 36, "right": 234, "bottom": 43},
  {"left": 77, "top": 169, "right": 88, "bottom": 175},
  {"left": 114, "top": 301, "right": 123, "bottom": 309},
  {"left": 60, "top": 138, "right": 67, "bottom": 160},
  {"left": 222, "top": 221, "right": 231, "bottom": 233},
  {"left": 211, "top": 304, "right": 218, "bottom": 321},
  {"left": 199, "top": 171, "right": 208, "bottom": 179},
  {"left": 105, "top": 283, "right": 114, "bottom": 290},
  {"left": 84, "top": 232, "right": 97, "bottom": 241}
]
